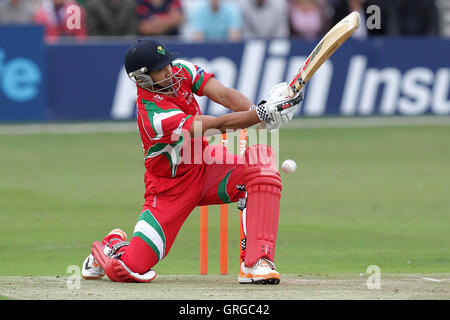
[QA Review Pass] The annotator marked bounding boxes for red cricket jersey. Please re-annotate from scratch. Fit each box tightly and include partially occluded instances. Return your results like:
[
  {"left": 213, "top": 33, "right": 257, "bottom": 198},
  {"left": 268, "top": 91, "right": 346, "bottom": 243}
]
[{"left": 135, "top": 59, "right": 214, "bottom": 197}]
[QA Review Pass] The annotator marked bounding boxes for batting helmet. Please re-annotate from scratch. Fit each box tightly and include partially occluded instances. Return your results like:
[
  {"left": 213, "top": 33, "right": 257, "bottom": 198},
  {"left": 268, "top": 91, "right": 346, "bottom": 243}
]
[{"left": 124, "top": 38, "right": 181, "bottom": 93}]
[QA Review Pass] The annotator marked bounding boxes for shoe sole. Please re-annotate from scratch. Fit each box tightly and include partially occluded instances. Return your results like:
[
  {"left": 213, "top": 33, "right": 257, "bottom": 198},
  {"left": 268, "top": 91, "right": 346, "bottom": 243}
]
[
  {"left": 82, "top": 274, "right": 104, "bottom": 280},
  {"left": 107, "top": 229, "right": 127, "bottom": 241},
  {"left": 254, "top": 277, "right": 280, "bottom": 285},
  {"left": 238, "top": 274, "right": 281, "bottom": 285}
]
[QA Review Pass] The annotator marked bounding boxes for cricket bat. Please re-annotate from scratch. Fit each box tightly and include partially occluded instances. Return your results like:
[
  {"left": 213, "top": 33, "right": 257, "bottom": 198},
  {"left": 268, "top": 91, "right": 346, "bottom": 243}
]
[{"left": 277, "top": 11, "right": 361, "bottom": 111}]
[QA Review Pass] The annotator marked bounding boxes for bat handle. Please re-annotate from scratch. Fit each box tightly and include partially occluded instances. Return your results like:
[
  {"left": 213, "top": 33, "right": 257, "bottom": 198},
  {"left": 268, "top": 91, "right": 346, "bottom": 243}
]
[{"left": 276, "top": 91, "right": 304, "bottom": 112}]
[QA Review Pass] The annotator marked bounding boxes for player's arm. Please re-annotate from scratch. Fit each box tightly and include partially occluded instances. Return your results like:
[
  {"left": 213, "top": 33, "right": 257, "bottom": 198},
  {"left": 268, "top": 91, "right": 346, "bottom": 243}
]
[
  {"left": 193, "top": 81, "right": 304, "bottom": 135},
  {"left": 202, "top": 77, "right": 254, "bottom": 112},
  {"left": 189, "top": 111, "right": 260, "bottom": 136}
]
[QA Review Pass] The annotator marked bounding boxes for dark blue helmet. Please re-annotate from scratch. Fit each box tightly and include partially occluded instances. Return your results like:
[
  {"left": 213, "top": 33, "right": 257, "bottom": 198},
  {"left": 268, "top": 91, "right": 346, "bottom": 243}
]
[
  {"left": 124, "top": 38, "right": 181, "bottom": 93},
  {"left": 124, "top": 38, "right": 179, "bottom": 75}
]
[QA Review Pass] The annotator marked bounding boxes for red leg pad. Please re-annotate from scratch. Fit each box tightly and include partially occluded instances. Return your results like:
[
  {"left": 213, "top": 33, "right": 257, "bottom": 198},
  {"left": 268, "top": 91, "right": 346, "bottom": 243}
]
[
  {"left": 243, "top": 145, "right": 282, "bottom": 267},
  {"left": 91, "top": 241, "right": 156, "bottom": 283}
]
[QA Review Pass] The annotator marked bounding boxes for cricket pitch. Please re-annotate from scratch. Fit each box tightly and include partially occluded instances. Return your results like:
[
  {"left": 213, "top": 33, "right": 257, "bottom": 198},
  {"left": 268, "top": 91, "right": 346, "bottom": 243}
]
[{"left": 1, "top": 273, "right": 448, "bottom": 300}]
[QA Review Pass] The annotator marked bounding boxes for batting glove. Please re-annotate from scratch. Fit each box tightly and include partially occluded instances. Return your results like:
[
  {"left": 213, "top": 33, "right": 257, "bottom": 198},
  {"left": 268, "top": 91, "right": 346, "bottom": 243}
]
[{"left": 253, "top": 82, "right": 303, "bottom": 130}]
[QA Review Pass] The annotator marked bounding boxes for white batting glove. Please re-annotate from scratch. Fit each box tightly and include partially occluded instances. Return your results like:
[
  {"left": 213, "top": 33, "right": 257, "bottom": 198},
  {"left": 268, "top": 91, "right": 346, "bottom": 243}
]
[{"left": 253, "top": 82, "right": 303, "bottom": 130}]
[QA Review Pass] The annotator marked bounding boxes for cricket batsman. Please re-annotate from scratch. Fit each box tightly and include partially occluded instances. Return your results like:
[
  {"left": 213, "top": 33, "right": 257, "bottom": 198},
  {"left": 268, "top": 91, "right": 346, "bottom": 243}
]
[{"left": 81, "top": 38, "right": 303, "bottom": 284}]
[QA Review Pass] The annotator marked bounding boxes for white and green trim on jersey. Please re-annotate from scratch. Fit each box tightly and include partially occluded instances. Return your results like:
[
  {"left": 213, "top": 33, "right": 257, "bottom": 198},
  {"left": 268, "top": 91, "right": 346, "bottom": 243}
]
[
  {"left": 145, "top": 133, "right": 185, "bottom": 177},
  {"left": 132, "top": 209, "right": 166, "bottom": 262},
  {"left": 142, "top": 99, "right": 184, "bottom": 141},
  {"left": 142, "top": 99, "right": 191, "bottom": 177},
  {"left": 172, "top": 59, "right": 206, "bottom": 94}
]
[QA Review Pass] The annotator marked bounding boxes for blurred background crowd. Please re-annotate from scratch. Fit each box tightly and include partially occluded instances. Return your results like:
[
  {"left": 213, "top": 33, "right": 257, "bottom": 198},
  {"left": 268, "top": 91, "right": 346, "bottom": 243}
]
[{"left": 0, "top": 0, "right": 448, "bottom": 42}]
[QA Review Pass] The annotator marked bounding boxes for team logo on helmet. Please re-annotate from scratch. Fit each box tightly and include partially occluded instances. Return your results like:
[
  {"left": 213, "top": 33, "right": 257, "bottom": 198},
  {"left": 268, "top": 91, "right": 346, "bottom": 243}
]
[{"left": 157, "top": 45, "right": 166, "bottom": 55}]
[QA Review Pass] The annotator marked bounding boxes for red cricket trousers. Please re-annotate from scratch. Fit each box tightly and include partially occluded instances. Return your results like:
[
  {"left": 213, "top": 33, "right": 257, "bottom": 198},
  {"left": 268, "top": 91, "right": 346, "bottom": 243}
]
[
  {"left": 120, "top": 144, "right": 247, "bottom": 274},
  {"left": 113, "top": 143, "right": 281, "bottom": 274}
]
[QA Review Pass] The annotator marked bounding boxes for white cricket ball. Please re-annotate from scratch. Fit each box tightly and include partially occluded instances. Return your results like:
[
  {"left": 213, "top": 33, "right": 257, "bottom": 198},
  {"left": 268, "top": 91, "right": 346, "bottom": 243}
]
[{"left": 281, "top": 159, "right": 297, "bottom": 174}]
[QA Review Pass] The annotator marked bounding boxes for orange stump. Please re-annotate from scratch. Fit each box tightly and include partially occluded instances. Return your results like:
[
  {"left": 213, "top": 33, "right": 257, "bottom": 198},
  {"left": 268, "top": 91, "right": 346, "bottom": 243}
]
[
  {"left": 220, "top": 203, "right": 228, "bottom": 274},
  {"left": 238, "top": 129, "right": 248, "bottom": 269},
  {"left": 200, "top": 206, "right": 208, "bottom": 275},
  {"left": 199, "top": 130, "right": 247, "bottom": 275},
  {"left": 220, "top": 133, "right": 228, "bottom": 274}
]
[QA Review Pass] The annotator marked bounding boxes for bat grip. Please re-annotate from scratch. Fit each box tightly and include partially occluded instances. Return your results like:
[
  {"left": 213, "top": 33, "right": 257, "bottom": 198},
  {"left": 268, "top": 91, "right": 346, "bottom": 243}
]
[{"left": 276, "top": 92, "right": 304, "bottom": 112}]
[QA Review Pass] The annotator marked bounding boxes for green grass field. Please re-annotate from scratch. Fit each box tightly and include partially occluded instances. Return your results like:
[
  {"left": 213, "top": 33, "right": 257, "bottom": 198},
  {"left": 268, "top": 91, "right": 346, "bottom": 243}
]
[{"left": 1, "top": 122, "right": 449, "bottom": 278}]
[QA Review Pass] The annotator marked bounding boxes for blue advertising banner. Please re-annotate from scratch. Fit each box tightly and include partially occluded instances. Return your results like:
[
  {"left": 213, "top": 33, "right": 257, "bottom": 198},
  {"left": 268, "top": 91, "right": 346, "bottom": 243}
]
[
  {"left": 46, "top": 43, "right": 126, "bottom": 120},
  {"left": 46, "top": 38, "right": 450, "bottom": 121},
  {"left": 0, "top": 26, "right": 47, "bottom": 122},
  {"left": 0, "top": 25, "right": 448, "bottom": 122}
]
